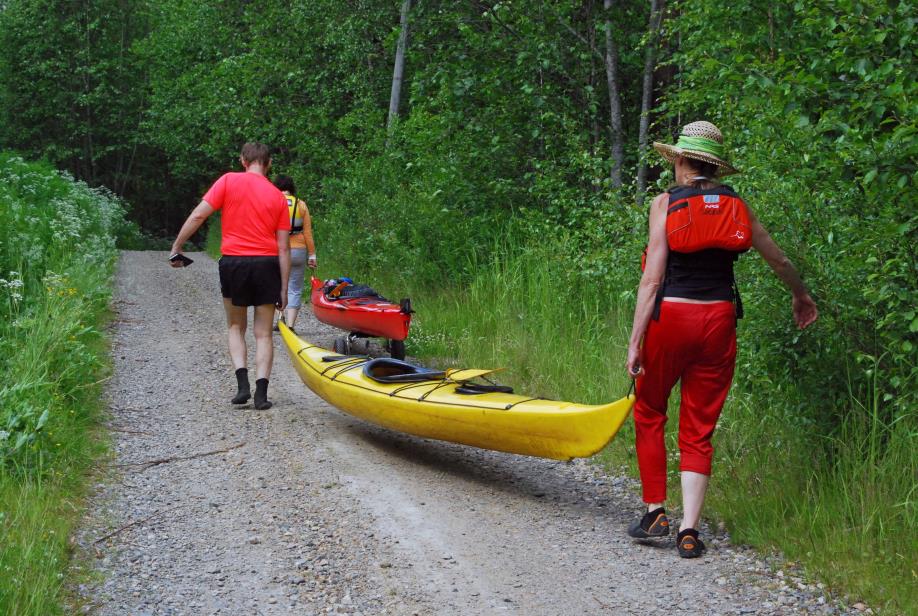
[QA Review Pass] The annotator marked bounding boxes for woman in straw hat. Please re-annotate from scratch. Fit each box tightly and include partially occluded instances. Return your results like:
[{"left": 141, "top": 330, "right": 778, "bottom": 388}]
[{"left": 625, "top": 121, "right": 818, "bottom": 558}]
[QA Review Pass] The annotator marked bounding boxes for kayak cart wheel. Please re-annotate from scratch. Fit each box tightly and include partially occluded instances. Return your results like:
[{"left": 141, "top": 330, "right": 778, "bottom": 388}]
[
  {"left": 333, "top": 336, "right": 349, "bottom": 355},
  {"left": 347, "top": 334, "right": 371, "bottom": 355},
  {"left": 388, "top": 339, "right": 406, "bottom": 360}
]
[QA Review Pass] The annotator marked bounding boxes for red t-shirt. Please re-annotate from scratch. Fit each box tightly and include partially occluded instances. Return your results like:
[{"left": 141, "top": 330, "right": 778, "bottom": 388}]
[{"left": 203, "top": 172, "right": 291, "bottom": 256}]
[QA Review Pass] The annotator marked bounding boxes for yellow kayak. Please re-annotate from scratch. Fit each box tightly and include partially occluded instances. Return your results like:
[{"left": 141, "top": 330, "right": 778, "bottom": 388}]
[{"left": 280, "top": 322, "right": 634, "bottom": 461}]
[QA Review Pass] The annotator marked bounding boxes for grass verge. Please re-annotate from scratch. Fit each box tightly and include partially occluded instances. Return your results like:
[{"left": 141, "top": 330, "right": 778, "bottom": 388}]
[
  {"left": 0, "top": 153, "right": 122, "bottom": 614},
  {"left": 0, "top": 269, "right": 115, "bottom": 615},
  {"left": 204, "top": 212, "right": 222, "bottom": 260}
]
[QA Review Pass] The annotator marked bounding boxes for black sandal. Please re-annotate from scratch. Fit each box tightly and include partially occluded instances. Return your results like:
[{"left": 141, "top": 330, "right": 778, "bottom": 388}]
[
  {"left": 627, "top": 507, "right": 671, "bottom": 538},
  {"left": 677, "top": 528, "right": 707, "bottom": 558}
]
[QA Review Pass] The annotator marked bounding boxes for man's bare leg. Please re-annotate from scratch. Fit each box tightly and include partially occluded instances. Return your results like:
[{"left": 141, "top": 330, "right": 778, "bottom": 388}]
[
  {"left": 253, "top": 304, "right": 275, "bottom": 379},
  {"left": 252, "top": 304, "right": 276, "bottom": 410},
  {"left": 224, "top": 300, "right": 248, "bottom": 368},
  {"left": 224, "top": 299, "right": 250, "bottom": 404}
]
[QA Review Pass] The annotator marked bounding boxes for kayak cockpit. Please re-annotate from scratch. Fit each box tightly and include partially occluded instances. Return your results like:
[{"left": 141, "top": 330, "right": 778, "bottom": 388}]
[{"left": 363, "top": 357, "right": 445, "bottom": 383}]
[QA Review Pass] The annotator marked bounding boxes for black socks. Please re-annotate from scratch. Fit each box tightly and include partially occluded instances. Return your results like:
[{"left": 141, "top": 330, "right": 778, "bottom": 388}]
[
  {"left": 254, "top": 378, "right": 272, "bottom": 410},
  {"left": 231, "top": 370, "right": 272, "bottom": 409},
  {"left": 231, "top": 368, "right": 250, "bottom": 404}
]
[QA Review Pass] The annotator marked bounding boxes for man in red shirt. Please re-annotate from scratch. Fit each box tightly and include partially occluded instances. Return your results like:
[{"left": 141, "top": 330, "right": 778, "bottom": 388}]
[{"left": 170, "top": 142, "right": 291, "bottom": 410}]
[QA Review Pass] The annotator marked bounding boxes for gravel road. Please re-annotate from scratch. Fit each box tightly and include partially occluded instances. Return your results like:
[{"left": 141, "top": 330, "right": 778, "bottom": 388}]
[{"left": 74, "top": 251, "right": 855, "bottom": 615}]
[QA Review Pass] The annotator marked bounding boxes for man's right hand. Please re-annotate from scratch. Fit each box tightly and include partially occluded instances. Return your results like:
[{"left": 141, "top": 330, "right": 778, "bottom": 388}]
[{"left": 276, "top": 289, "right": 288, "bottom": 312}]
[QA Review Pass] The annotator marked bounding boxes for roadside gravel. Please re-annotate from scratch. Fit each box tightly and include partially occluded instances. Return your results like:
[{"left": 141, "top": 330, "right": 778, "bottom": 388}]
[{"left": 73, "top": 251, "right": 860, "bottom": 615}]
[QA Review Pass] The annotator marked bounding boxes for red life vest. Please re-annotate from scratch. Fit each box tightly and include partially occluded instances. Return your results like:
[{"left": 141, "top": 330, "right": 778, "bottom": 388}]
[
  {"left": 641, "top": 185, "right": 751, "bottom": 270},
  {"left": 642, "top": 185, "right": 751, "bottom": 320},
  {"left": 666, "top": 186, "right": 752, "bottom": 253}
]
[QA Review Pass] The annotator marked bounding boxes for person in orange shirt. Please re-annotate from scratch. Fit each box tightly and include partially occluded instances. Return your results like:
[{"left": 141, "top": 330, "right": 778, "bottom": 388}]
[
  {"left": 273, "top": 175, "right": 316, "bottom": 333},
  {"left": 170, "top": 142, "right": 291, "bottom": 410}
]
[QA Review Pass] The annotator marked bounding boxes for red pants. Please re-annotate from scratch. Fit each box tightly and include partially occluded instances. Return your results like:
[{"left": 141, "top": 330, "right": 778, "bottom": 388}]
[{"left": 635, "top": 301, "right": 737, "bottom": 503}]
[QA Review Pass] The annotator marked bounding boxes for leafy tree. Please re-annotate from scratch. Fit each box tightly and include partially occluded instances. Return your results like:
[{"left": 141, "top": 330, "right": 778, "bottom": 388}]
[{"left": 0, "top": 0, "right": 148, "bottom": 192}]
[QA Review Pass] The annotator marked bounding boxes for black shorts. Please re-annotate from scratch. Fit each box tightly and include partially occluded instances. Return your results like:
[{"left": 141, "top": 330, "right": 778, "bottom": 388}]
[{"left": 218, "top": 256, "right": 281, "bottom": 307}]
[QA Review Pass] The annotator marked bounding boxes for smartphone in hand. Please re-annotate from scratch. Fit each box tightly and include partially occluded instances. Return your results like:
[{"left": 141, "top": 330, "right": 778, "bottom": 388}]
[{"left": 169, "top": 253, "right": 194, "bottom": 267}]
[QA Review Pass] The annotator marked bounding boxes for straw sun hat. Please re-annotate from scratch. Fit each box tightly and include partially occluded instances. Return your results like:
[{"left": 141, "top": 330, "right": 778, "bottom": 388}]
[{"left": 653, "top": 121, "right": 739, "bottom": 175}]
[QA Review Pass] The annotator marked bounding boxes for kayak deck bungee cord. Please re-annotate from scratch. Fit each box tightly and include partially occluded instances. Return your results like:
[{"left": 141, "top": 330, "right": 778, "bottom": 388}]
[{"left": 280, "top": 322, "right": 634, "bottom": 461}]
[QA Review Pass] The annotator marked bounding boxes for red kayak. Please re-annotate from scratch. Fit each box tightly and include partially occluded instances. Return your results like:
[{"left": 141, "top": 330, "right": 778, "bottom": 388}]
[{"left": 310, "top": 277, "right": 412, "bottom": 357}]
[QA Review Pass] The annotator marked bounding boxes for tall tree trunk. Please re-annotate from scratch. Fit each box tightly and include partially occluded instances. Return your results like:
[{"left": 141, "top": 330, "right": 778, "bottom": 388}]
[
  {"left": 603, "top": 0, "right": 623, "bottom": 188},
  {"left": 767, "top": 7, "right": 776, "bottom": 60},
  {"left": 80, "top": 2, "right": 97, "bottom": 184},
  {"left": 589, "top": 1, "right": 599, "bottom": 158},
  {"left": 635, "top": 0, "right": 664, "bottom": 207},
  {"left": 387, "top": 0, "right": 412, "bottom": 138}
]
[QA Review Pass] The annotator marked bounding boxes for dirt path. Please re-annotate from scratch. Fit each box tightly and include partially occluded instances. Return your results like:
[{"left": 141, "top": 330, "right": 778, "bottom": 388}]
[{"left": 75, "top": 251, "right": 845, "bottom": 615}]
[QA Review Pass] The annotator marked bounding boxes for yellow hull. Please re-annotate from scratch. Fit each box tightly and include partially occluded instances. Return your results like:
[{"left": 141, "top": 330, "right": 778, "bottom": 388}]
[{"left": 280, "top": 323, "right": 634, "bottom": 461}]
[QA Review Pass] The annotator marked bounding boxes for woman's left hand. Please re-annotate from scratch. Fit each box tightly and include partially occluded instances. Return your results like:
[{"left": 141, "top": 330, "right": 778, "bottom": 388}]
[
  {"left": 626, "top": 346, "right": 643, "bottom": 379},
  {"left": 792, "top": 292, "right": 818, "bottom": 329}
]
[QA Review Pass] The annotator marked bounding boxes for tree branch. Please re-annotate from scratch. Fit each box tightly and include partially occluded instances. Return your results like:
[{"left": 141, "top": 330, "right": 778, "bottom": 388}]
[{"left": 117, "top": 442, "right": 246, "bottom": 472}]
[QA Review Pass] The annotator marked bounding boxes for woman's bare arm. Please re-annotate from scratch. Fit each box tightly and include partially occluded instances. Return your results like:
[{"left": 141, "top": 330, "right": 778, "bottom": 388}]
[
  {"left": 300, "top": 199, "right": 317, "bottom": 256},
  {"left": 749, "top": 210, "right": 818, "bottom": 329},
  {"left": 626, "top": 193, "right": 669, "bottom": 376}
]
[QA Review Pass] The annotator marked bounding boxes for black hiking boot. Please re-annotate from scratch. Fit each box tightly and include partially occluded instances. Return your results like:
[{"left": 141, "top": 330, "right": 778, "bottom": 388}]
[
  {"left": 231, "top": 368, "right": 250, "bottom": 404},
  {"left": 677, "top": 528, "right": 706, "bottom": 558},
  {"left": 254, "top": 378, "right": 272, "bottom": 410},
  {"left": 627, "top": 507, "right": 670, "bottom": 538}
]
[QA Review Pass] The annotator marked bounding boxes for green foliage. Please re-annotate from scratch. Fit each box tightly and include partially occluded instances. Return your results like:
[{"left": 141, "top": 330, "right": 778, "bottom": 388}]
[
  {"left": 0, "top": 153, "right": 121, "bottom": 468},
  {"left": 0, "top": 285, "right": 111, "bottom": 615},
  {"left": 409, "top": 237, "right": 634, "bottom": 406},
  {"left": 314, "top": 1, "right": 658, "bottom": 287},
  {"left": 137, "top": 0, "right": 397, "bottom": 221},
  {"left": 0, "top": 153, "right": 121, "bottom": 614},
  {"left": 204, "top": 213, "right": 222, "bottom": 260},
  {"left": 0, "top": 0, "right": 148, "bottom": 191}
]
